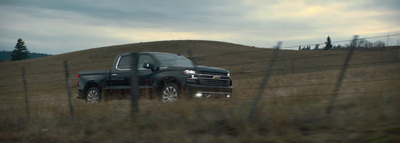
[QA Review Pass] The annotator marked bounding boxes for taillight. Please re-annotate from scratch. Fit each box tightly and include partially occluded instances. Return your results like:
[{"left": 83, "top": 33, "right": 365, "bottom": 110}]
[{"left": 77, "top": 74, "right": 80, "bottom": 86}]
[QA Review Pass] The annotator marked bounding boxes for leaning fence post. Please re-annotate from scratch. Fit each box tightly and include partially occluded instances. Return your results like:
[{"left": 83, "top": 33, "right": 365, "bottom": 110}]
[
  {"left": 22, "top": 67, "right": 30, "bottom": 121},
  {"left": 248, "top": 41, "right": 282, "bottom": 120},
  {"left": 130, "top": 53, "right": 140, "bottom": 119},
  {"left": 326, "top": 35, "right": 358, "bottom": 115},
  {"left": 64, "top": 61, "right": 75, "bottom": 120}
]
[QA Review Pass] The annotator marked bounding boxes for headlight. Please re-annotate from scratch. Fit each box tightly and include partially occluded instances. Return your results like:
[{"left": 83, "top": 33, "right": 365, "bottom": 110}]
[
  {"left": 183, "top": 70, "right": 196, "bottom": 75},
  {"left": 227, "top": 72, "right": 230, "bottom": 77}
]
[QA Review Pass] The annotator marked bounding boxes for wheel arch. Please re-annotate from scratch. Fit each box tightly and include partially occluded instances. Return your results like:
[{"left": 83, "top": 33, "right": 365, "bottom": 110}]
[
  {"left": 84, "top": 81, "right": 102, "bottom": 95},
  {"left": 157, "top": 76, "right": 183, "bottom": 92}
]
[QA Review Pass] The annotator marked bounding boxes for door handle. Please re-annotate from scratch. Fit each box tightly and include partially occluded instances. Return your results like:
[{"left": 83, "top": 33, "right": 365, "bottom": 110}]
[{"left": 111, "top": 74, "right": 118, "bottom": 77}]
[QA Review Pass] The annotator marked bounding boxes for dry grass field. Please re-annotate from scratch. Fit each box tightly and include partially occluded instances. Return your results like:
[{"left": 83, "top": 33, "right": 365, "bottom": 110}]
[{"left": 0, "top": 40, "right": 399, "bottom": 142}]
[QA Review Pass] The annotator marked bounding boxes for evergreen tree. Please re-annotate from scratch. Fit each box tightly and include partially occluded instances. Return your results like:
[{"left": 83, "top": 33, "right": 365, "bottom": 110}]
[
  {"left": 11, "top": 38, "right": 30, "bottom": 61},
  {"left": 324, "top": 36, "right": 332, "bottom": 50}
]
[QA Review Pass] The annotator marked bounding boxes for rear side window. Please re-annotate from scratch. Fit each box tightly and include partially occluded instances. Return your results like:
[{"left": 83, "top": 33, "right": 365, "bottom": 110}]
[
  {"left": 117, "top": 56, "right": 130, "bottom": 70},
  {"left": 138, "top": 55, "right": 155, "bottom": 69}
]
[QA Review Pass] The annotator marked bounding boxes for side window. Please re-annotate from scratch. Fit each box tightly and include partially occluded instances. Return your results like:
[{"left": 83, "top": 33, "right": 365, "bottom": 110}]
[
  {"left": 117, "top": 56, "right": 130, "bottom": 70},
  {"left": 138, "top": 55, "right": 155, "bottom": 69}
]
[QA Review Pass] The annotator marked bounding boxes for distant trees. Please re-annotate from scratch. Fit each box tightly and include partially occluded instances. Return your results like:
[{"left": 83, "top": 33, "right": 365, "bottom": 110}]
[
  {"left": 357, "top": 38, "right": 373, "bottom": 48},
  {"left": 347, "top": 38, "right": 385, "bottom": 48},
  {"left": 299, "top": 36, "right": 387, "bottom": 51},
  {"left": 299, "top": 45, "right": 311, "bottom": 50},
  {"left": 0, "top": 51, "right": 52, "bottom": 61},
  {"left": 313, "top": 44, "right": 320, "bottom": 50},
  {"left": 11, "top": 39, "right": 30, "bottom": 61},
  {"left": 373, "top": 41, "right": 385, "bottom": 48}
]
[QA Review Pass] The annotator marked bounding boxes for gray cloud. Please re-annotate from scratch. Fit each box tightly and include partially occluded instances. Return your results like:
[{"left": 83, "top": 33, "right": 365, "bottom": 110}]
[{"left": 1, "top": 0, "right": 399, "bottom": 54}]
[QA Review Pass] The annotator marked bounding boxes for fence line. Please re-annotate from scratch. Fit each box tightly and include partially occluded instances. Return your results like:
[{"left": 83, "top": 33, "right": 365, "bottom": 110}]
[
  {"left": 239, "top": 77, "right": 400, "bottom": 90},
  {"left": 22, "top": 67, "right": 30, "bottom": 121},
  {"left": 230, "top": 60, "right": 399, "bottom": 75},
  {"left": 326, "top": 35, "right": 357, "bottom": 115},
  {"left": 1, "top": 63, "right": 398, "bottom": 100},
  {"left": 1, "top": 58, "right": 397, "bottom": 89},
  {"left": 248, "top": 42, "right": 281, "bottom": 120},
  {"left": 64, "top": 61, "right": 75, "bottom": 120},
  {"left": 0, "top": 43, "right": 397, "bottom": 80},
  {"left": 1, "top": 58, "right": 397, "bottom": 95},
  {"left": 2, "top": 68, "right": 398, "bottom": 97},
  {"left": 213, "top": 47, "right": 400, "bottom": 68},
  {"left": 130, "top": 53, "right": 139, "bottom": 119}
]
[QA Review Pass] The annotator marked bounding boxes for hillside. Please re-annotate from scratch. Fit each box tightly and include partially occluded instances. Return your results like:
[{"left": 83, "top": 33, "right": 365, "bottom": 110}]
[
  {"left": 1, "top": 40, "right": 398, "bottom": 79},
  {"left": 0, "top": 40, "right": 399, "bottom": 142}
]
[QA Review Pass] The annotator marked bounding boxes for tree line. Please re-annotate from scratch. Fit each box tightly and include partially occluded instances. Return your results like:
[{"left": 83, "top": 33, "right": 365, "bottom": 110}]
[
  {"left": 0, "top": 39, "right": 52, "bottom": 62},
  {"left": 0, "top": 51, "right": 52, "bottom": 61},
  {"left": 299, "top": 36, "right": 387, "bottom": 50}
]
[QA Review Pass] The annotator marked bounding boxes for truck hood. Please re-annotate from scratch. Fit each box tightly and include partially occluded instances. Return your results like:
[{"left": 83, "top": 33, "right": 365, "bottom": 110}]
[
  {"left": 197, "top": 66, "right": 229, "bottom": 74},
  {"left": 161, "top": 65, "right": 229, "bottom": 74}
]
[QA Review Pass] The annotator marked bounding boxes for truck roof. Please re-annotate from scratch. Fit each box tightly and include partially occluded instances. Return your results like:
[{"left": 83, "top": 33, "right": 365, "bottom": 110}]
[{"left": 117, "top": 52, "right": 181, "bottom": 56}]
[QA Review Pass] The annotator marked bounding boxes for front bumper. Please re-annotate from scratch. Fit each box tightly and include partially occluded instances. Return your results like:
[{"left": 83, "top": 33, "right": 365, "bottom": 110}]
[{"left": 185, "top": 83, "right": 232, "bottom": 98}]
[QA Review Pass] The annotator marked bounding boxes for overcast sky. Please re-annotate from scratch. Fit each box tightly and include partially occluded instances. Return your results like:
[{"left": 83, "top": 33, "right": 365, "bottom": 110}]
[{"left": 1, "top": 0, "right": 399, "bottom": 54}]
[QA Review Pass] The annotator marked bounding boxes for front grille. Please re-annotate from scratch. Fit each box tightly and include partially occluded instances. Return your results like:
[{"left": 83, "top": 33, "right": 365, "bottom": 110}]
[
  {"left": 200, "top": 71, "right": 228, "bottom": 76},
  {"left": 201, "top": 79, "right": 229, "bottom": 87},
  {"left": 198, "top": 71, "right": 230, "bottom": 87}
]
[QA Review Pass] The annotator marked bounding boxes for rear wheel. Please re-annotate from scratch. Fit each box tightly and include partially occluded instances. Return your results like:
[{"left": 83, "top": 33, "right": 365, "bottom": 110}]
[
  {"left": 160, "top": 83, "right": 180, "bottom": 102},
  {"left": 86, "top": 87, "right": 101, "bottom": 103}
]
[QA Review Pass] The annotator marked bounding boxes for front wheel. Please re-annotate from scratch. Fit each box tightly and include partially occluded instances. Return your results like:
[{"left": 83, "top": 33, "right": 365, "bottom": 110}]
[
  {"left": 160, "top": 83, "right": 180, "bottom": 102},
  {"left": 86, "top": 87, "right": 101, "bottom": 103}
]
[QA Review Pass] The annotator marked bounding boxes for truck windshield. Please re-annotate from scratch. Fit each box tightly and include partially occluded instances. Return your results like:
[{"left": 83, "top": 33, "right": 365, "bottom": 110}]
[{"left": 155, "top": 53, "right": 195, "bottom": 67}]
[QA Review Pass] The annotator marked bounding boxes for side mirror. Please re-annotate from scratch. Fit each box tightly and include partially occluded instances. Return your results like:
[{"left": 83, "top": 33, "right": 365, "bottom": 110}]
[{"left": 143, "top": 63, "right": 156, "bottom": 71}]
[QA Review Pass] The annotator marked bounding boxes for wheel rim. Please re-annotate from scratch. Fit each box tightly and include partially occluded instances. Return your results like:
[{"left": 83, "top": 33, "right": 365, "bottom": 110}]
[
  {"left": 87, "top": 90, "right": 99, "bottom": 103},
  {"left": 162, "top": 86, "right": 178, "bottom": 102}
]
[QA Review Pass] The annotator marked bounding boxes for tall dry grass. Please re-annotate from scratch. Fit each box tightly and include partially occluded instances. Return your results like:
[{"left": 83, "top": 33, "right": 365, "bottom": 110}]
[{"left": 1, "top": 63, "right": 399, "bottom": 142}]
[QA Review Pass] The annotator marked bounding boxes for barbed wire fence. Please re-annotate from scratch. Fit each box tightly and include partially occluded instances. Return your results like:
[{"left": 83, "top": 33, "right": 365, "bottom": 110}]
[
  {"left": 0, "top": 34, "right": 399, "bottom": 123},
  {"left": 248, "top": 41, "right": 282, "bottom": 120},
  {"left": 325, "top": 35, "right": 358, "bottom": 116}
]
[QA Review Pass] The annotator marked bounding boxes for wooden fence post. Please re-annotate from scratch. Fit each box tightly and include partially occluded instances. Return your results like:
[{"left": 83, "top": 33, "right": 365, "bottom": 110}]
[
  {"left": 130, "top": 53, "right": 140, "bottom": 119},
  {"left": 326, "top": 35, "right": 358, "bottom": 115},
  {"left": 248, "top": 42, "right": 282, "bottom": 120},
  {"left": 22, "top": 67, "right": 30, "bottom": 121},
  {"left": 64, "top": 61, "right": 75, "bottom": 120}
]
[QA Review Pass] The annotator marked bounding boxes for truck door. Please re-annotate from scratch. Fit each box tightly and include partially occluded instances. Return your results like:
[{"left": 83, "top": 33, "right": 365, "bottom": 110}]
[
  {"left": 109, "top": 54, "right": 156, "bottom": 96},
  {"left": 109, "top": 55, "right": 131, "bottom": 90},
  {"left": 137, "top": 54, "right": 156, "bottom": 89}
]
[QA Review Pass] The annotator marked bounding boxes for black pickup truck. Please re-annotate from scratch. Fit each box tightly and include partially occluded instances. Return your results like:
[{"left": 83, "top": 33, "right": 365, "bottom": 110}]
[{"left": 77, "top": 52, "right": 232, "bottom": 103}]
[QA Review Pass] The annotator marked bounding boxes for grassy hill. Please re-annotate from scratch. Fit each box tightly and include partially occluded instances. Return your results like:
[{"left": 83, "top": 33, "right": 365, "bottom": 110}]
[
  {"left": 0, "top": 40, "right": 399, "bottom": 142},
  {"left": 1, "top": 40, "right": 398, "bottom": 79}
]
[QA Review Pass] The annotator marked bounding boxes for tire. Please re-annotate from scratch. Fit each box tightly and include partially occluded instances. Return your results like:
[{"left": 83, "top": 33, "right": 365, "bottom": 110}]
[
  {"left": 86, "top": 87, "right": 101, "bottom": 103},
  {"left": 160, "top": 83, "right": 180, "bottom": 102}
]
